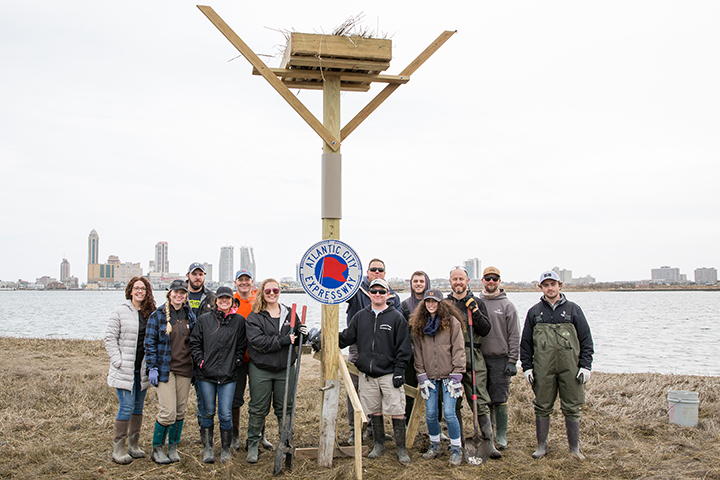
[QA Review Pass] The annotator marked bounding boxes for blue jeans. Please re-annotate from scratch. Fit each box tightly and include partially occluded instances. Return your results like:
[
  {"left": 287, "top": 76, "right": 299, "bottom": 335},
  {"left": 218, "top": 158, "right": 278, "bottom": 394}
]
[
  {"left": 198, "top": 380, "right": 236, "bottom": 430},
  {"left": 116, "top": 370, "right": 147, "bottom": 421},
  {"left": 425, "top": 379, "right": 460, "bottom": 441}
]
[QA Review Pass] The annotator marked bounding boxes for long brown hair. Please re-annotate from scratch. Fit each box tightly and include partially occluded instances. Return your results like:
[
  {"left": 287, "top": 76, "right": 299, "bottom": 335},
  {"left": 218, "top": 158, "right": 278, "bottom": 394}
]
[
  {"left": 124, "top": 276, "right": 156, "bottom": 319},
  {"left": 409, "top": 299, "right": 466, "bottom": 337},
  {"left": 253, "top": 278, "right": 280, "bottom": 313}
]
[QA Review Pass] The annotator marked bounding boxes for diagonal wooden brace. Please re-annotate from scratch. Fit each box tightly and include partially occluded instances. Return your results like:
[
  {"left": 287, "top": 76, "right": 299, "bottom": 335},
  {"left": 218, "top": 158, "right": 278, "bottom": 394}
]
[
  {"left": 341, "top": 30, "right": 456, "bottom": 141},
  {"left": 197, "top": 5, "right": 341, "bottom": 151}
]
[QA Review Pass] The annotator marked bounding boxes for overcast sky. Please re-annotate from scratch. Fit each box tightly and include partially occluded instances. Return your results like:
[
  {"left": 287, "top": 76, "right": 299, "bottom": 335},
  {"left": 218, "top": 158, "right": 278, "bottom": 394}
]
[{"left": 2, "top": 1, "right": 718, "bottom": 284}]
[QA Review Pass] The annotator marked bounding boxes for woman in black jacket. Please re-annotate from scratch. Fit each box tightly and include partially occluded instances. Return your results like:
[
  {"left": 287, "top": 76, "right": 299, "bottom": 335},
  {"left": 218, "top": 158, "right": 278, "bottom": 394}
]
[
  {"left": 189, "top": 286, "right": 246, "bottom": 464},
  {"left": 244, "top": 278, "right": 307, "bottom": 464}
]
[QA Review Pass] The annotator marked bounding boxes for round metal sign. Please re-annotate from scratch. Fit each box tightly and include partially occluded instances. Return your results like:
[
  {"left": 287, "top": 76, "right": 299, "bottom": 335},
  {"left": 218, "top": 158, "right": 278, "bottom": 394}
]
[{"left": 298, "top": 240, "right": 363, "bottom": 304}]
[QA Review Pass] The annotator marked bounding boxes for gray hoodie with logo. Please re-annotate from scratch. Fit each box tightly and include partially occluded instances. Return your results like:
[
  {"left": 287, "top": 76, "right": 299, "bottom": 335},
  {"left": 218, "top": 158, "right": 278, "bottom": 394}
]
[{"left": 479, "top": 290, "right": 520, "bottom": 361}]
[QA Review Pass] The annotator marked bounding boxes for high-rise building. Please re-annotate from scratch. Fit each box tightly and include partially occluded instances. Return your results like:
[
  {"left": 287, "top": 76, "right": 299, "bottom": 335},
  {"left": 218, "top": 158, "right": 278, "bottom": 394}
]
[
  {"left": 202, "top": 263, "right": 213, "bottom": 283},
  {"left": 60, "top": 258, "right": 70, "bottom": 282},
  {"left": 694, "top": 267, "right": 717, "bottom": 285},
  {"left": 219, "top": 246, "right": 234, "bottom": 283},
  {"left": 552, "top": 266, "right": 573, "bottom": 283},
  {"left": 239, "top": 246, "right": 256, "bottom": 279},
  {"left": 154, "top": 241, "right": 169, "bottom": 274},
  {"left": 87, "top": 229, "right": 99, "bottom": 282},
  {"left": 651, "top": 266, "right": 680, "bottom": 283},
  {"left": 464, "top": 258, "right": 481, "bottom": 280}
]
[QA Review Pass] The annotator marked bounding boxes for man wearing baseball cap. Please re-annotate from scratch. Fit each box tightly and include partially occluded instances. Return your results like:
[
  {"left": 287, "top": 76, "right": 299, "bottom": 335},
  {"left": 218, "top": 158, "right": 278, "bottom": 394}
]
[
  {"left": 339, "top": 277, "right": 412, "bottom": 465},
  {"left": 520, "top": 270, "right": 594, "bottom": 460},
  {"left": 479, "top": 266, "right": 520, "bottom": 450},
  {"left": 186, "top": 262, "right": 217, "bottom": 444}
]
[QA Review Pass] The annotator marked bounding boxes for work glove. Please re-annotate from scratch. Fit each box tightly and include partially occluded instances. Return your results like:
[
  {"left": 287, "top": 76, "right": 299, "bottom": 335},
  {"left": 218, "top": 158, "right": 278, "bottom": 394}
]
[
  {"left": 504, "top": 361, "right": 518, "bottom": 377},
  {"left": 298, "top": 324, "right": 309, "bottom": 336},
  {"left": 416, "top": 373, "right": 435, "bottom": 400},
  {"left": 448, "top": 373, "right": 464, "bottom": 399},
  {"left": 464, "top": 297, "right": 479, "bottom": 313},
  {"left": 576, "top": 367, "right": 591, "bottom": 384},
  {"left": 523, "top": 368, "right": 534, "bottom": 386},
  {"left": 392, "top": 373, "right": 405, "bottom": 388},
  {"left": 308, "top": 328, "right": 322, "bottom": 352},
  {"left": 149, "top": 367, "right": 159, "bottom": 387}
]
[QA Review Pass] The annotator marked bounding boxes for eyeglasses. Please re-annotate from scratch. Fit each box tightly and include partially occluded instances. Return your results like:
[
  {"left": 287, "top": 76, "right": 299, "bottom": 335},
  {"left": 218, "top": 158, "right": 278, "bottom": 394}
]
[
  {"left": 483, "top": 276, "right": 500, "bottom": 282},
  {"left": 132, "top": 286, "right": 147, "bottom": 291},
  {"left": 369, "top": 288, "right": 387, "bottom": 295},
  {"left": 368, "top": 267, "right": 385, "bottom": 273},
  {"left": 264, "top": 288, "right": 280, "bottom": 295}
]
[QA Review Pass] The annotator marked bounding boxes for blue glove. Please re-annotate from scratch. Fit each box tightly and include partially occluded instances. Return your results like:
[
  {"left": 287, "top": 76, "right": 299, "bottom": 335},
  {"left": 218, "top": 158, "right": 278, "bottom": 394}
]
[{"left": 149, "top": 367, "right": 159, "bottom": 386}]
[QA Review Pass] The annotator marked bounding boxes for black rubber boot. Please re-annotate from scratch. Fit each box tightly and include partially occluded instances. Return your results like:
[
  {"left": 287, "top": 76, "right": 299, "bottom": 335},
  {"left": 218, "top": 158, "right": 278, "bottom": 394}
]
[
  {"left": 367, "top": 415, "right": 386, "bottom": 459},
  {"left": 532, "top": 416, "right": 550, "bottom": 459},
  {"left": 565, "top": 417, "right": 585, "bottom": 460},
  {"left": 392, "top": 418, "right": 411, "bottom": 465},
  {"left": 220, "top": 429, "right": 233, "bottom": 463},
  {"left": 201, "top": 426, "right": 215, "bottom": 464},
  {"left": 479, "top": 414, "right": 502, "bottom": 459},
  {"left": 231, "top": 407, "right": 242, "bottom": 451}
]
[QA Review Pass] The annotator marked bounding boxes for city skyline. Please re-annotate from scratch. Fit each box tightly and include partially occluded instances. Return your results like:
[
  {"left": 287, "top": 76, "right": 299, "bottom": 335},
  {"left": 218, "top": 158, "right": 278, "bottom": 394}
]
[{"left": 3, "top": 2, "right": 718, "bottom": 284}]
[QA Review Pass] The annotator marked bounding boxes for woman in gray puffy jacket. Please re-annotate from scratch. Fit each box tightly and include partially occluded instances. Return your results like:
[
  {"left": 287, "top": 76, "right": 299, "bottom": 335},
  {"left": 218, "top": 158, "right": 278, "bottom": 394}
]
[{"left": 104, "top": 276, "right": 156, "bottom": 464}]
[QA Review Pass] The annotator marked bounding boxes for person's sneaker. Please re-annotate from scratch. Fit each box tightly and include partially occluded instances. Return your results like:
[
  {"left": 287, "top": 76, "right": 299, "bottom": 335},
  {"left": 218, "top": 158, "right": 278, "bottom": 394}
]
[
  {"left": 422, "top": 442, "right": 441, "bottom": 460},
  {"left": 449, "top": 446, "right": 463, "bottom": 466}
]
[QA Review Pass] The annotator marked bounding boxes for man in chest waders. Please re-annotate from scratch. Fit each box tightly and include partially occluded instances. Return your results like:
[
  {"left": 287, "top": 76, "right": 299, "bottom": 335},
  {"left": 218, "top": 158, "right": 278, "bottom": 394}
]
[{"left": 520, "top": 271, "right": 594, "bottom": 460}]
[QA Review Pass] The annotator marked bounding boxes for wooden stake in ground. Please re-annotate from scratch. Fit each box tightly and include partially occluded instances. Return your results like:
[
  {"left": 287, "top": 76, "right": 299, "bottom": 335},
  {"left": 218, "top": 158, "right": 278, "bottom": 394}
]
[{"left": 197, "top": 6, "right": 455, "bottom": 472}]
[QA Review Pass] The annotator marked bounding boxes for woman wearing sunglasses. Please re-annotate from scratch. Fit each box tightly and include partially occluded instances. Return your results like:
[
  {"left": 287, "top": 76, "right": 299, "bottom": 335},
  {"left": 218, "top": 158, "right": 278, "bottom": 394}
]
[
  {"left": 409, "top": 289, "right": 466, "bottom": 466},
  {"left": 244, "top": 279, "right": 307, "bottom": 463},
  {"left": 189, "top": 286, "right": 247, "bottom": 464}
]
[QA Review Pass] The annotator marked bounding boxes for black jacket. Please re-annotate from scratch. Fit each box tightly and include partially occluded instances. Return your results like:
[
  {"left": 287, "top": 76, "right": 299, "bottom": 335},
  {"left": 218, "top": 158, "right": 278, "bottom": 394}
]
[
  {"left": 446, "top": 290, "right": 491, "bottom": 339},
  {"left": 188, "top": 286, "right": 217, "bottom": 319},
  {"left": 246, "top": 306, "right": 302, "bottom": 372},
  {"left": 520, "top": 294, "right": 594, "bottom": 371},
  {"left": 189, "top": 309, "right": 246, "bottom": 384},
  {"left": 339, "top": 305, "right": 411, "bottom": 378}
]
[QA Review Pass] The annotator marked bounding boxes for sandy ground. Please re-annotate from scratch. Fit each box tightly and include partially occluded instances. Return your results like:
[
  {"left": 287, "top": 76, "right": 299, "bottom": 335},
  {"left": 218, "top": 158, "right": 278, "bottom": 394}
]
[{"left": 0, "top": 337, "right": 718, "bottom": 480}]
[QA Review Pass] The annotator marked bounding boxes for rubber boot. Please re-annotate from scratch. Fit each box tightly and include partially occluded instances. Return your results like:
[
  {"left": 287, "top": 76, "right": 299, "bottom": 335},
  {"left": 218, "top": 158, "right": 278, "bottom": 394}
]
[
  {"left": 565, "top": 417, "right": 586, "bottom": 461},
  {"left": 532, "top": 416, "right": 550, "bottom": 459},
  {"left": 260, "top": 429, "right": 274, "bottom": 451},
  {"left": 126, "top": 414, "right": 145, "bottom": 458},
  {"left": 422, "top": 441, "right": 441, "bottom": 459},
  {"left": 231, "top": 407, "right": 242, "bottom": 451},
  {"left": 112, "top": 419, "right": 133, "bottom": 464},
  {"left": 201, "top": 426, "right": 215, "bottom": 464},
  {"left": 367, "top": 415, "right": 386, "bottom": 459},
  {"left": 167, "top": 419, "right": 183, "bottom": 463},
  {"left": 479, "top": 414, "right": 502, "bottom": 459},
  {"left": 392, "top": 418, "right": 411, "bottom": 465},
  {"left": 246, "top": 415, "right": 263, "bottom": 463},
  {"left": 151, "top": 422, "right": 171, "bottom": 464},
  {"left": 220, "top": 429, "right": 233, "bottom": 463},
  {"left": 494, "top": 404, "right": 509, "bottom": 450}
]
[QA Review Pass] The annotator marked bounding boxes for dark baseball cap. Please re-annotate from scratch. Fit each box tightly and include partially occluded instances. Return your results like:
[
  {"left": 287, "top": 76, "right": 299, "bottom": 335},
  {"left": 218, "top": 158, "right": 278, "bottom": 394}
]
[
  {"left": 187, "top": 262, "right": 207, "bottom": 274},
  {"left": 423, "top": 288, "right": 444, "bottom": 302},
  {"left": 216, "top": 286, "right": 234, "bottom": 298},
  {"left": 168, "top": 280, "right": 189, "bottom": 292}
]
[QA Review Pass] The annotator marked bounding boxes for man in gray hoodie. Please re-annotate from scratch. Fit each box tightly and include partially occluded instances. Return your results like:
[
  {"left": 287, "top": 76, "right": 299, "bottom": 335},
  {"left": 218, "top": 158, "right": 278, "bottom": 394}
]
[{"left": 479, "top": 266, "right": 520, "bottom": 450}]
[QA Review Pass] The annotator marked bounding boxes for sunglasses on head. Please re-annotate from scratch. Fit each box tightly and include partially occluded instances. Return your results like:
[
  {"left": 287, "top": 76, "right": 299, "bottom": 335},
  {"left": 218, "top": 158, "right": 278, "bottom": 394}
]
[
  {"left": 369, "top": 288, "right": 387, "bottom": 295},
  {"left": 264, "top": 288, "right": 280, "bottom": 295},
  {"left": 368, "top": 267, "right": 385, "bottom": 273},
  {"left": 483, "top": 276, "right": 500, "bottom": 282}
]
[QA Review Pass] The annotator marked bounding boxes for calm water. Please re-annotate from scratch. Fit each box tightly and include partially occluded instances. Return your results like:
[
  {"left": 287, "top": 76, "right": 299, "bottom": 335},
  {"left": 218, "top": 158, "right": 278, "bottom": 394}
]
[{"left": 2, "top": 290, "right": 718, "bottom": 376}]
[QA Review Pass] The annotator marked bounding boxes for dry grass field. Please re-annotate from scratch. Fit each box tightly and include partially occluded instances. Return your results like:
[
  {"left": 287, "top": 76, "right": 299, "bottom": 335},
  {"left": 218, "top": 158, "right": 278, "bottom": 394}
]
[{"left": 0, "top": 337, "right": 718, "bottom": 480}]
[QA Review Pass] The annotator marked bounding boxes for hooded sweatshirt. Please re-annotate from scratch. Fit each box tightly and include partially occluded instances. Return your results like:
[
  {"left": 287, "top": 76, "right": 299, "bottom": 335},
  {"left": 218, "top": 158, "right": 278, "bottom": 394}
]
[
  {"left": 479, "top": 289, "right": 520, "bottom": 361},
  {"left": 400, "top": 271, "right": 431, "bottom": 320}
]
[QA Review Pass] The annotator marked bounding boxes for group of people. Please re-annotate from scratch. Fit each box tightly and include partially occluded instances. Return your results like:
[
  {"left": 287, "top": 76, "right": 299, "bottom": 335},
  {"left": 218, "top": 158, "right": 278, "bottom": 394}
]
[
  {"left": 104, "top": 263, "right": 305, "bottom": 465},
  {"left": 104, "top": 258, "right": 594, "bottom": 467},
  {"left": 331, "top": 259, "right": 594, "bottom": 466}
]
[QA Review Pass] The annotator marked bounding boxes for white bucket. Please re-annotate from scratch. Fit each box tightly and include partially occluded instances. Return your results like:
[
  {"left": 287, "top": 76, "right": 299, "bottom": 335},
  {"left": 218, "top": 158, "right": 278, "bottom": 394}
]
[{"left": 667, "top": 390, "right": 699, "bottom": 427}]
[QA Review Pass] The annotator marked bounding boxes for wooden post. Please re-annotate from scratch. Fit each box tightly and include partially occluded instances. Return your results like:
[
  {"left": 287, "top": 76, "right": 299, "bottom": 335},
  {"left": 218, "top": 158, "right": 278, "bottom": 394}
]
[{"left": 318, "top": 74, "right": 342, "bottom": 468}]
